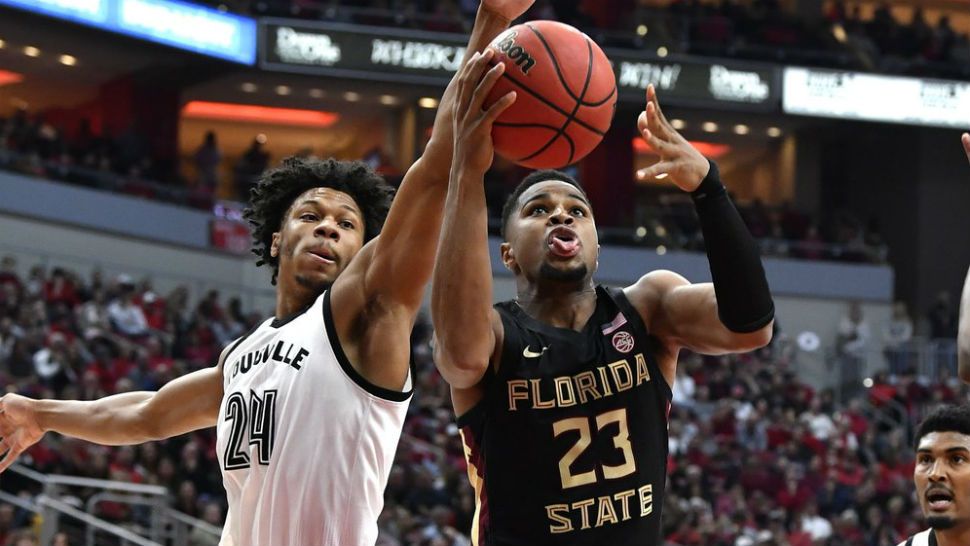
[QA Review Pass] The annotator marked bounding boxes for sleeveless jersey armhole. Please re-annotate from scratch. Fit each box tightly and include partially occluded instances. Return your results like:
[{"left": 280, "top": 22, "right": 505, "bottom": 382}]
[
  {"left": 322, "top": 290, "right": 413, "bottom": 402},
  {"left": 606, "top": 286, "right": 674, "bottom": 402}
]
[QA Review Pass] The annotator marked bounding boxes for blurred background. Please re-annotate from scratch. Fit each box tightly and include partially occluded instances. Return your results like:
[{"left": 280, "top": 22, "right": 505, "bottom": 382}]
[{"left": 0, "top": 0, "right": 969, "bottom": 544}]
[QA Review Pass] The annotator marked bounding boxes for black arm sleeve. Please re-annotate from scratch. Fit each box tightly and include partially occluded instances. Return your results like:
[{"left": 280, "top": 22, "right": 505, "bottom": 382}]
[{"left": 691, "top": 160, "right": 774, "bottom": 333}]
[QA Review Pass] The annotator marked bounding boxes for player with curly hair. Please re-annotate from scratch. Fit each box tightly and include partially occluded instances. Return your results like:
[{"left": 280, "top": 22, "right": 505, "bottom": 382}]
[{"left": 0, "top": 2, "right": 532, "bottom": 544}]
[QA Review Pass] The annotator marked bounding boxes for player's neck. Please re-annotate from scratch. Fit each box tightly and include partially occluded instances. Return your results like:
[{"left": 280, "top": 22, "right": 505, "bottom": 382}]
[
  {"left": 937, "top": 526, "right": 970, "bottom": 546},
  {"left": 274, "top": 284, "right": 317, "bottom": 319},
  {"left": 515, "top": 282, "right": 597, "bottom": 331}
]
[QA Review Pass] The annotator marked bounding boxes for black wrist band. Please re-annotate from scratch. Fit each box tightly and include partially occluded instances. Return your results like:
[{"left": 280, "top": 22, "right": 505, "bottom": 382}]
[
  {"left": 690, "top": 159, "right": 774, "bottom": 333},
  {"left": 690, "top": 160, "right": 726, "bottom": 201}
]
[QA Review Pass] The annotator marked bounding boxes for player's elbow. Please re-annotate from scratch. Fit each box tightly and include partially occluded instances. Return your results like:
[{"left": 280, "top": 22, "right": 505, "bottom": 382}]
[
  {"left": 731, "top": 320, "right": 774, "bottom": 352},
  {"left": 434, "top": 347, "right": 489, "bottom": 389}
]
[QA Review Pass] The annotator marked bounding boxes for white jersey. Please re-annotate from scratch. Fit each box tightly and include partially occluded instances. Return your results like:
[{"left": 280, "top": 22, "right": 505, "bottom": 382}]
[
  {"left": 897, "top": 529, "right": 937, "bottom": 546},
  {"left": 215, "top": 290, "right": 412, "bottom": 546}
]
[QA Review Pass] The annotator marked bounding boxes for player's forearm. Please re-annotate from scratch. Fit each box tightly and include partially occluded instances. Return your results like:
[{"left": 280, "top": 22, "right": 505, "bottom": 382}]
[
  {"left": 958, "top": 267, "right": 970, "bottom": 382},
  {"left": 432, "top": 169, "right": 495, "bottom": 368},
  {"left": 34, "top": 392, "right": 158, "bottom": 446},
  {"left": 423, "top": 6, "right": 513, "bottom": 174},
  {"left": 692, "top": 160, "right": 774, "bottom": 333}
]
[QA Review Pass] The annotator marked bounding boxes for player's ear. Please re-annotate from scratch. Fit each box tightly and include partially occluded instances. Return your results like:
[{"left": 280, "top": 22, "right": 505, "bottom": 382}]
[
  {"left": 500, "top": 242, "right": 516, "bottom": 271},
  {"left": 270, "top": 232, "right": 282, "bottom": 258}
]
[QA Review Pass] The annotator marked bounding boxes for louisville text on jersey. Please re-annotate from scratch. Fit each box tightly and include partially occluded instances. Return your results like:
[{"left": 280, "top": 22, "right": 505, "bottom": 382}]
[
  {"left": 230, "top": 339, "right": 310, "bottom": 380},
  {"left": 507, "top": 352, "right": 651, "bottom": 411}
]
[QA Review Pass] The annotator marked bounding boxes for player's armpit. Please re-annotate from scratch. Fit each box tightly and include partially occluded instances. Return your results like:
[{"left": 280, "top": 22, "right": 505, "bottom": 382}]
[{"left": 626, "top": 270, "right": 773, "bottom": 356}]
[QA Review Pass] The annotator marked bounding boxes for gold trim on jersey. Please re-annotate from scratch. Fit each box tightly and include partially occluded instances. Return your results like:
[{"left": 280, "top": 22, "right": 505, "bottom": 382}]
[{"left": 460, "top": 428, "right": 485, "bottom": 546}]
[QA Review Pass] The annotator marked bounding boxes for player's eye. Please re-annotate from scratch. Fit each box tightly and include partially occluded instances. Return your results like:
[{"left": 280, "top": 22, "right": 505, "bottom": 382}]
[
  {"left": 953, "top": 455, "right": 966, "bottom": 464},
  {"left": 300, "top": 213, "right": 318, "bottom": 222},
  {"left": 339, "top": 220, "right": 355, "bottom": 230},
  {"left": 918, "top": 456, "right": 933, "bottom": 465},
  {"left": 529, "top": 206, "right": 547, "bottom": 215},
  {"left": 571, "top": 207, "right": 586, "bottom": 217}
]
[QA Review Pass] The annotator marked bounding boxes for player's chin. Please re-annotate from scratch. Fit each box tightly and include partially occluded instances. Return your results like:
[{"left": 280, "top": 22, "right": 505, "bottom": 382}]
[
  {"left": 538, "top": 260, "right": 588, "bottom": 282},
  {"left": 295, "top": 267, "right": 338, "bottom": 290}
]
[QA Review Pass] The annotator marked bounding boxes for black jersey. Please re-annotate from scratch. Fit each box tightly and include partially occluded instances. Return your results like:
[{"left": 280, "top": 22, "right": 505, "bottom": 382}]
[{"left": 458, "top": 285, "right": 672, "bottom": 546}]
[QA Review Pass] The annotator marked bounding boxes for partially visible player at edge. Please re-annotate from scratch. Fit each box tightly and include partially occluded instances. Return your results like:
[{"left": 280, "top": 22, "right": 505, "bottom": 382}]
[
  {"left": 957, "top": 133, "right": 970, "bottom": 383},
  {"left": 431, "top": 83, "right": 774, "bottom": 545},
  {"left": 0, "top": 2, "right": 532, "bottom": 545},
  {"left": 898, "top": 404, "right": 970, "bottom": 546}
]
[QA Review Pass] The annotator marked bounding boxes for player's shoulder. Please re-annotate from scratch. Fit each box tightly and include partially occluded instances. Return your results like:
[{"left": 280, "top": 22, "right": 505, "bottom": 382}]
[
  {"left": 622, "top": 269, "right": 690, "bottom": 312},
  {"left": 896, "top": 529, "right": 934, "bottom": 546},
  {"left": 628, "top": 270, "right": 690, "bottom": 293}
]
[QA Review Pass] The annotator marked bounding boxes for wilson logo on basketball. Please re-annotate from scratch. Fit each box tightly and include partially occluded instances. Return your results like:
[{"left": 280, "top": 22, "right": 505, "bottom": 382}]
[
  {"left": 612, "top": 331, "right": 635, "bottom": 353},
  {"left": 495, "top": 31, "right": 536, "bottom": 74}
]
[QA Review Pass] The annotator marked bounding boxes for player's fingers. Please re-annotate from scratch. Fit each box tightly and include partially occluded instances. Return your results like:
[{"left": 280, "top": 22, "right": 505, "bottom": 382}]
[
  {"left": 640, "top": 127, "right": 674, "bottom": 156},
  {"left": 481, "top": 91, "right": 517, "bottom": 124},
  {"left": 648, "top": 85, "right": 672, "bottom": 126},
  {"left": 0, "top": 444, "right": 22, "bottom": 474},
  {"left": 465, "top": 49, "right": 495, "bottom": 92},
  {"left": 470, "top": 62, "right": 507, "bottom": 113},
  {"left": 636, "top": 110, "right": 649, "bottom": 134},
  {"left": 646, "top": 102, "right": 674, "bottom": 141},
  {"left": 456, "top": 52, "right": 483, "bottom": 113},
  {"left": 962, "top": 133, "right": 970, "bottom": 161},
  {"left": 636, "top": 161, "right": 676, "bottom": 180}
]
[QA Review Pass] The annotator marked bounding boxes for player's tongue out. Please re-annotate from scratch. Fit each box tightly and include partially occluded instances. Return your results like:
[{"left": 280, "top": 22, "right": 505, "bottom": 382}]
[{"left": 549, "top": 234, "right": 579, "bottom": 257}]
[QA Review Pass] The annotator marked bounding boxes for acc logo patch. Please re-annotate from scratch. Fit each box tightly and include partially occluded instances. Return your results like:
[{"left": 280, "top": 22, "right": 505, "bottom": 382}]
[{"left": 611, "top": 331, "right": 635, "bottom": 353}]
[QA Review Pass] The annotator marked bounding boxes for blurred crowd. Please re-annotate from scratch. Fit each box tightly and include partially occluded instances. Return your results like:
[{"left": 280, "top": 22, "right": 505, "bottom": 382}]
[
  {"left": 1, "top": 110, "right": 887, "bottom": 264},
  {"left": 0, "top": 254, "right": 964, "bottom": 545},
  {"left": 203, "top": 0, "right": 970, "bottom": 79},
  {"left": 622, "top": 198, "right": 888, "bottom": 263}
]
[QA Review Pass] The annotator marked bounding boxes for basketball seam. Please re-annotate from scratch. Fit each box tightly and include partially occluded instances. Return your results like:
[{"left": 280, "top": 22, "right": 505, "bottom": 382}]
[
  {"left": 497, "top": 72, "right": 606, "bottom": 137},
  {"left": 492, "top": 121, "right": 576, "bottom": 160},
  {"left": 525, "top": 23, "right": 617, "bottom": 108},
  {"left": 515, "top": 38, "right": 595, "bottom": 166}
]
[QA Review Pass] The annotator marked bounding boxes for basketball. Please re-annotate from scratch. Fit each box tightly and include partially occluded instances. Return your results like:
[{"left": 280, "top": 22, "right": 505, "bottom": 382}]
[{"left": 485, "top": 20, "right": 617, "bottom": 169}]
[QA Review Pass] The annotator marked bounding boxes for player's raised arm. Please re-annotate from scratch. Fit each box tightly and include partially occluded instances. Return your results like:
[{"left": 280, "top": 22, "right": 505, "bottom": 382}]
[
  {"left": 626, "top": 85, "right": 774, "bottom": 355},
  {"left": 335, "top": 1, "right": 533, "bottom": 314},
  {"left": 0, "top": 348, "right": 230, "bottom": 473},
  {"left": 958, "top": 132, "right": 970, "bottom": 379},
  {"left": 431, "top": 51, "right": 517, "bottom": 389}
]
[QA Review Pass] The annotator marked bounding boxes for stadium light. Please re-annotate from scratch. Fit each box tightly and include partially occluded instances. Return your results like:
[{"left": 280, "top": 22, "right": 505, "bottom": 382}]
[{"left": 182, "top": 101, "right": 340, "bottom": 128}]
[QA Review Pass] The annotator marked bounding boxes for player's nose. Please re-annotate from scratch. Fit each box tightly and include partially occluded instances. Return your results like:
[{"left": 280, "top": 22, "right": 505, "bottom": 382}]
[
  {"left": 548, "top": 207, "right": 573, "bottom": 225},
  {"left": 314, "top": 219, "right": 340, "bottom": 240}
]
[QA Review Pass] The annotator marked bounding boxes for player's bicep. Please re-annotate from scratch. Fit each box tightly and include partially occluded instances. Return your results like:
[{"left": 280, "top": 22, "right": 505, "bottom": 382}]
[
  {"left": 139, "top": 351, "right": 228, "bottom": 439},
  {"left": 662, "top": 282, "right": 771, "bottom": 354}
]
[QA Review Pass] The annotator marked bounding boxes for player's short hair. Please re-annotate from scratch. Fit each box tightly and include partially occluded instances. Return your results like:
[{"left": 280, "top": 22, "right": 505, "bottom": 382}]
[
  {"left": 244, "top": 156, "right": 394, "bottom": 284},
  {"left": 500, "top": 170, "right": 587, "bottom": 239},
  {"left": 914, "top": 405, "right": 970, "bottom": 448}
]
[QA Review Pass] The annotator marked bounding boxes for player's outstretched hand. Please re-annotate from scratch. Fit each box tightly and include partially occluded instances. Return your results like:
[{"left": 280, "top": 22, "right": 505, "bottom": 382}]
[
  {"left": 481, "top": 0, "right": 535, "bottom": 21},
  {"left": 0, "top": 393, "right": 45, "bottom": 473},
  {"left": 635, "top": 84, "right": 711, "bottom": 192},
  {"left": 452, "top": 49, "right": 516, "bottom": 177},
  {"left": 962, "top": 133, "right": 970, "bottom": 166}
]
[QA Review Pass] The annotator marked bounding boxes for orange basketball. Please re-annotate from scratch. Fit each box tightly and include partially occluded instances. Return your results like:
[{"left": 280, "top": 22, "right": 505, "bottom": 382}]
[{"left": 485, "top": 20, "right": 617, "bottom": 169}]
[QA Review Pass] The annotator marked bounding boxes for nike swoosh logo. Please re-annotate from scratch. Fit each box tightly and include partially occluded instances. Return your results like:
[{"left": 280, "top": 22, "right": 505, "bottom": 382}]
[{"left": 523, "top": 345, "right": 548, "bottom": 358}]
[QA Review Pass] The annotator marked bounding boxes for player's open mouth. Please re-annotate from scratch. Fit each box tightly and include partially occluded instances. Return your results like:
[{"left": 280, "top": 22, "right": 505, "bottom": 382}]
[
  {"left": 308, "top": 248, "right": 337, "bottom": 265},
  {"left": 926, "top": 488, "right": 954, "bottom": 511},
  {"left": 547, "top": 226, "right": 580, "bottom": 258}
]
